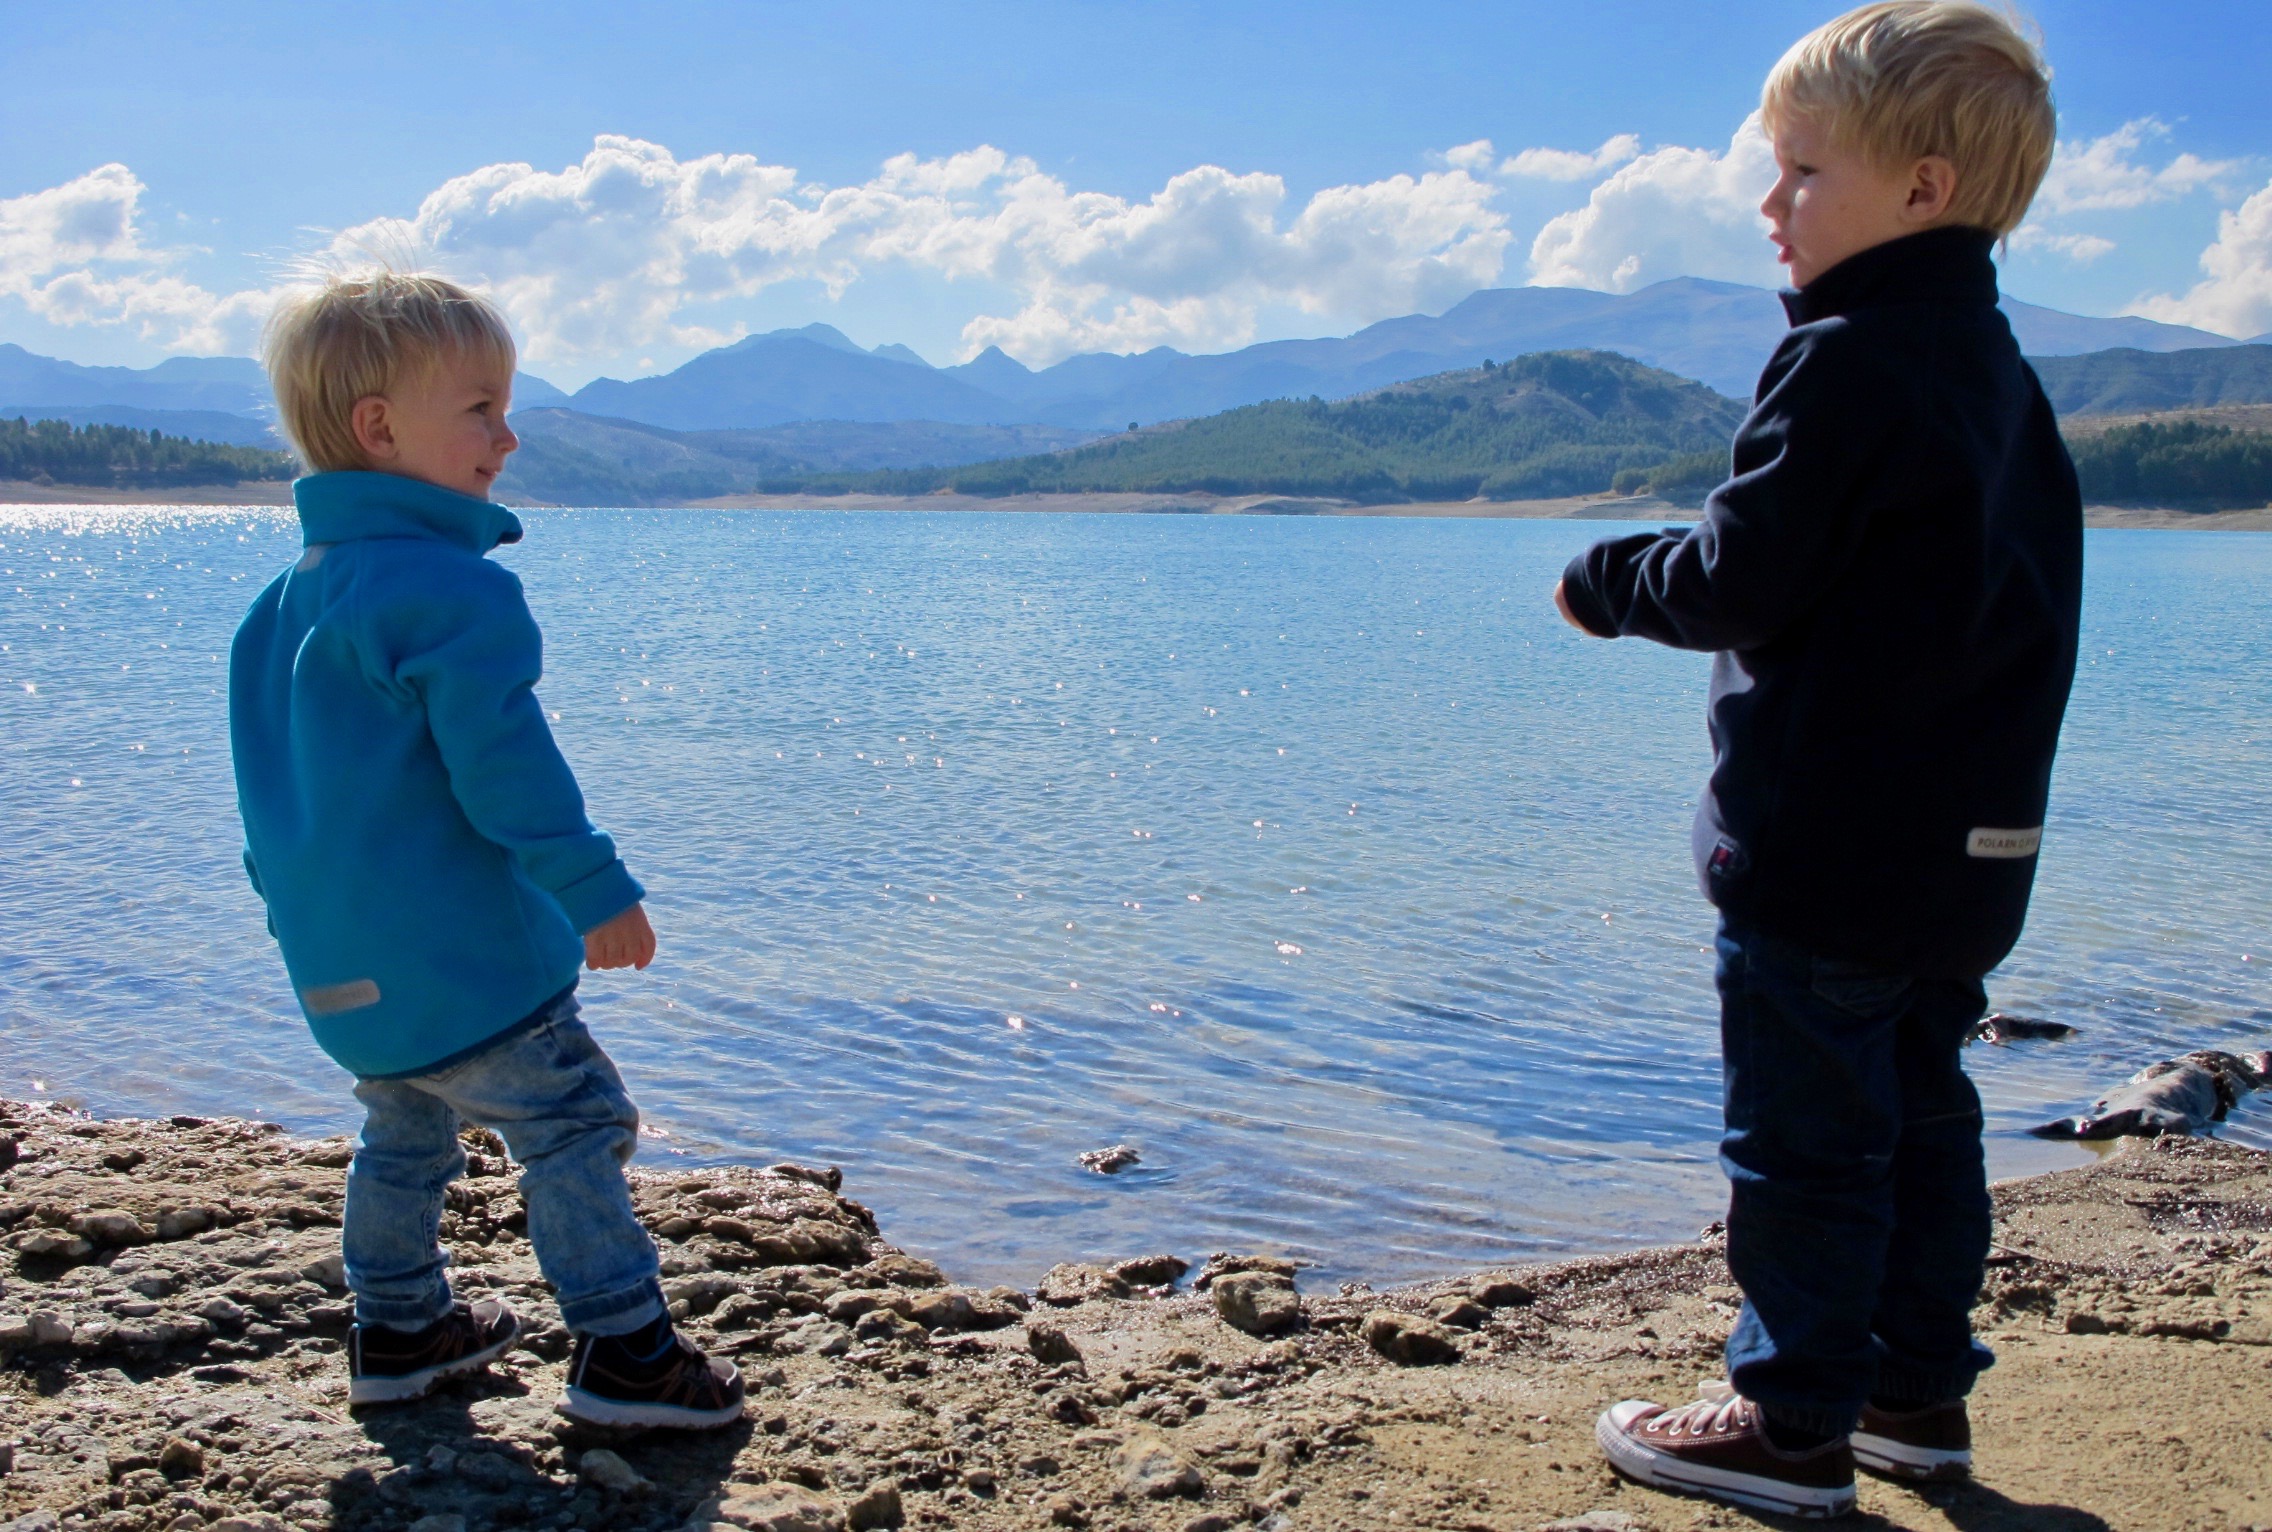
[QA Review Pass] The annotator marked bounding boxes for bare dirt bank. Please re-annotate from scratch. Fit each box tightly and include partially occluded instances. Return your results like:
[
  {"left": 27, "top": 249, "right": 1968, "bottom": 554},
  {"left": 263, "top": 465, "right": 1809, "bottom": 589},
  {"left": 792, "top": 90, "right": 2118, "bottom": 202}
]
[{"left": 4, "top": 1098, "right": 2270, "bottom": 1532}]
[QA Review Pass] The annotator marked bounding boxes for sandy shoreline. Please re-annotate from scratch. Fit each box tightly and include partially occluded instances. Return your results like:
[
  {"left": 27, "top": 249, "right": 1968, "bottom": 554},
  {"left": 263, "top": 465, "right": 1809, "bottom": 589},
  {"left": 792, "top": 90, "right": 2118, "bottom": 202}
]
[
  {"left": 3, "top": 480, "right": 2268, "bottom": 529},
  {"left": 4, "top": 1097, "right": 2269, "bottom": 1532}
]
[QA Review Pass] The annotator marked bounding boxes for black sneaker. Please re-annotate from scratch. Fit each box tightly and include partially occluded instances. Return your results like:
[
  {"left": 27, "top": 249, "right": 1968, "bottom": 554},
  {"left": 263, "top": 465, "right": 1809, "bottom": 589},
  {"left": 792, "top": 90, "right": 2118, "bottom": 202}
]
[
  {"left": 560, "top": 1318, "right": 745, "bottom": 1429},
  {"left": 348, "top": 1299, "right": 520, "bottom": 1406},
  {"left": 1853, "top": 1397, "right": 1972, "bottom": 1481},
  {"left": 1597, "top": 1393, "right": 1856, "bottom": 1519}
]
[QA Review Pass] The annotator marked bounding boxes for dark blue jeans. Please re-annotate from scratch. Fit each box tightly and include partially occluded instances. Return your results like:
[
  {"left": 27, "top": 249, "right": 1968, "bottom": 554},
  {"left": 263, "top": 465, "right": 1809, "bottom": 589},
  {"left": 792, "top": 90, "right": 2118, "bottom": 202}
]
[{"left": 1716, "top": 917, "right": 1996, "bottom": 1437}]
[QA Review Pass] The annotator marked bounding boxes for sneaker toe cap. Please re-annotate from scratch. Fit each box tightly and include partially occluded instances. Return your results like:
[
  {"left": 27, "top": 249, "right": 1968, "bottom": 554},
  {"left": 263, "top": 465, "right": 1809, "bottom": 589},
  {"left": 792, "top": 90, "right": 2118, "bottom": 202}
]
[{"left": 1602, "top": 1399, "right": 1662, "bottom": 1433}]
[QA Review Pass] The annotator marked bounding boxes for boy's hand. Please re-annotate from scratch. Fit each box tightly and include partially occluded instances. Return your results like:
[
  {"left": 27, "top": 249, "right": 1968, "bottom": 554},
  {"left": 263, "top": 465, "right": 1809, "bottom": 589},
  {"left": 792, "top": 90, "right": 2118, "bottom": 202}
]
[
  {"left": 585, "top": 902, "right": 657, "bottom": 971},
  {"left": 1553, "top": 579, "right": 1593, "bottom": 633}
]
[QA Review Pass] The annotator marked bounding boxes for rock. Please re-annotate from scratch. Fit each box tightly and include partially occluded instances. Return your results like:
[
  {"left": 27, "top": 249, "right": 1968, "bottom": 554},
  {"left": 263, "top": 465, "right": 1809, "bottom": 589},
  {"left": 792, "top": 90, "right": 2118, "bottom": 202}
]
[
  {"left": 1194, "top": 1253, "right": 1299, "bottom": 1290},
  {"left": 0, "top": 1315, "right": 31, "bottom": 1348},
  {"left": 1213, "top": 1271, "right": 1302, "bottom": 1336},
  {"left": 158, "top": 1437, "right": 204, "bottom": 1478},
  {"left": 1026, "top": 1321, "right": 1084, "bottom": 1367},
  {"left": 0, "top": 1441, "right": 13, "bottom": 1474},
  {"left": 846, "top": 1480, "right": 904, "bottom": 1530},
  {"left": 767, "top": 1162, "right": 843, "bottom": 1193},
  {"left": 983, "top": 1284, "right": 1031, "bottom": 1312},
  {"left": 100, "top": 1147, "right": 145, "bottom": 1172},
  {"left": 903, "top": 1289, "right": 973, "bottom": 1330},
  {"left": 964, "top": 1466, "right": 998, "bottom": 1494},
  {"left": 852, "top": 1308, "right": 925, "bottom": 1345},
  {"left": 1429, "top": 1295, "right": 1490, "bottom": 1329},
  {"left": 1037, "top": 1263, "right": 1130, "bottom": 1306},
  {"left": 13, "top": 1230, "right": 91, "bottom": 1262},
  {"left": 689, "top": 1482, "right": 845, "bottom": 1531},
  {"left": 1078, "top": 1145, "right": 1141, "bottom": 1174},
  {"left": 578, "top": 1447, "right": 649, "bottom": 1492},
  {"left": 1473, "top": 1277, "right": 1535, "bottom": 1307},
  {"left": 26, "top": 1312, "right": 71, "bottom": 1348},
  {"left": 1181, "top": 1516, "right": 1238, "bottom": 1532},
  {"left": 1539, "top": 1514, "right": 1650, "bottom": 1532},
  {"left": 198, "top": 1296, "right": 250, "bottom": 1328},
  {"left": 1364, "top": 1309, "right": 1463, "bottom": 1366},
  {"left": 1114, "top": 1435, "right": 1204, "bottom": 1499},
  {"left": 68, "top": 1208, "right": 149, "bottom": 1246},
  {"left": 154, "top": 1208, "right": 213, "bottom": 1240},
  {"left": 298, "top": 1252, "right": 347, "bottom": 1289},
  {"left": 1046, "top": 1496, "right": 1089, "bottom": 1529},
  {"left": 209, "top": 1517, "right": 291, "bottom": 1532},
  {"left": 865, "top": 1253, "right": 945, "bottom": 1288},
  {"left": 776, "top": 1318, "right": 854, "bottom": 1356},
  {"left": 1111, "top": 1254, "right": 1190, "bottom": 1288},
  {"left": 4, "top": 1515, "right": 60, "bottom": 1532},
  {"left": 1040, "top": 1386, "right": 1098, "bottom": 1425},
  {"left": 405, "top": 1519, "right": 467, "bottom": 1532}
]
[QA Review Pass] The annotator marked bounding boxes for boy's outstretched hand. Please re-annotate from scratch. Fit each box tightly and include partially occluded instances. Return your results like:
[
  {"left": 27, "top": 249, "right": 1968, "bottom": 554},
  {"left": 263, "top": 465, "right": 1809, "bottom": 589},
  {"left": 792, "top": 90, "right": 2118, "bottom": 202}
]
[
  {"left": 1552, "top": 579, "right": 1592, "bottom": 633},
  {"left": 585, "top": 902, "right": 657, "bottom": 971}
]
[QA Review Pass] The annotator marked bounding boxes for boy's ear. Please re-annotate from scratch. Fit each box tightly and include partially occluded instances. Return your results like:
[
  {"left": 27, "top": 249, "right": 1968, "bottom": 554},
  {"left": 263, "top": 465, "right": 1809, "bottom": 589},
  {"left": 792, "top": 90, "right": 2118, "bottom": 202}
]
[
  {"left": 1905, "top": 156, "right": 1959, "bottom": 226},
  {"left": 349, "top": 394, "right": 396, "bottom": 462}
]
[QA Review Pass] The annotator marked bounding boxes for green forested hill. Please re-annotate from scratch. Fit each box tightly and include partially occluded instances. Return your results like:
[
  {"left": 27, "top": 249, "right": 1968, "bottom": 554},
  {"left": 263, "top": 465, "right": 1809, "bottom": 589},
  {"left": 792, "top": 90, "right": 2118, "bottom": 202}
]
[
  {"left": 862, "top": 351, "right": 1747, "bottom": 503},
  {"left": 2032, "top": 344, "right": 2272, "bottom": 416},
  {"left": 1, "top": 416, "right": 294, "bottom": 487}
]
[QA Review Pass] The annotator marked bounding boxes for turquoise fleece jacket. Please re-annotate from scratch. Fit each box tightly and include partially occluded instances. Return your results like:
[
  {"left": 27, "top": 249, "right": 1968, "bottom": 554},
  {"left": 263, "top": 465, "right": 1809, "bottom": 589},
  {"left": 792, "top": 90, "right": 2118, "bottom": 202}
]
[{"left": 229, "top": 471, "right": 642, "bottom": 1078}]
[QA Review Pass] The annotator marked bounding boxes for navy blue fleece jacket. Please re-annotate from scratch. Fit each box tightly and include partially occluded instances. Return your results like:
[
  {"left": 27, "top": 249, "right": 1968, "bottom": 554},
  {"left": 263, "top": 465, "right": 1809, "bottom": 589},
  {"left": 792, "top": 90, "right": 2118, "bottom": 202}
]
[{"left": 1560, "top": 227, "right": 2083, "bottom": 979}]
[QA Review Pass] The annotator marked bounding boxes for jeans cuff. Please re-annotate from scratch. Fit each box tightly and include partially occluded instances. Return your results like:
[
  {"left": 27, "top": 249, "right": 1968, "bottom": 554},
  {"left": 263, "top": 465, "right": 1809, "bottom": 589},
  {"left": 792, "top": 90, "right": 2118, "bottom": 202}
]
[
  {"left": 1875, "top": 1358, "right": 1982, "bottom": 1407},
  {"left": 1757, "top": 1399, "right": 1862, "bottom": 1439},
  {"left": 560, "top": 1275, "right": 667, "bottom": 1336},
  {"left": 353, "top": 1286, "right": 455, "bottom": 1331}
]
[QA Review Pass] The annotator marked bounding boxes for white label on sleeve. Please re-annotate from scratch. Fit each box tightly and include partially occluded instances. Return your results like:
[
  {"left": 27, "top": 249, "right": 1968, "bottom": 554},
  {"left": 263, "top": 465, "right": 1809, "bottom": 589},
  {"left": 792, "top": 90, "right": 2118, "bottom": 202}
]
[{"left": 1966, "top": 827, "right": 2043, "bottom": 859}]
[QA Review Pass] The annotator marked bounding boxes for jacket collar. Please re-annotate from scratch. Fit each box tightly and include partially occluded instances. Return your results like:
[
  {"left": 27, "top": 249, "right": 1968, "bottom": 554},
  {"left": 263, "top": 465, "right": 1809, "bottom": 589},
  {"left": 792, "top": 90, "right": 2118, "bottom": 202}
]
[
  {"left": 293, "top": 470, "right": 523, "bottom": 553},
  {"left": 1781, "top": 225, "right": 2001, "bottom": 327}
]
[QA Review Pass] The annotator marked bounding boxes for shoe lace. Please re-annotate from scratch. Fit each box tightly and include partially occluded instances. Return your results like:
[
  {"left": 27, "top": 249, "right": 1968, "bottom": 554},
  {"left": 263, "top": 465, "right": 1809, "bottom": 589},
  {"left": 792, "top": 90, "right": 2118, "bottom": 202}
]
[{"left": 1657, "top": 1394, "right": 1750, "bottom": 1438}]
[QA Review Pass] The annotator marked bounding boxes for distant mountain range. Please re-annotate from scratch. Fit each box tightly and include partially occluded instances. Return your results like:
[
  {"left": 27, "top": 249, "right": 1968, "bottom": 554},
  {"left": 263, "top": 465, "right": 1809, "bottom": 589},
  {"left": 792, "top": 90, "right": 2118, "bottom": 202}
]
[
  {"left": 501, "top": 412, "right": 1101, "bottom": 505},
  {"left": 2, "top": 278, "right": 2244, "bottom": 453}
]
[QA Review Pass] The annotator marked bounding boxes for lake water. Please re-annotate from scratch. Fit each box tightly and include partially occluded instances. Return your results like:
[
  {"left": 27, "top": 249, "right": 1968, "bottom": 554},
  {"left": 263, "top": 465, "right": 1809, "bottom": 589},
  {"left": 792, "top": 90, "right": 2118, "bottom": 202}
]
[{"left": 3, "top": 505, "right": 2269, "bottom": 1288}]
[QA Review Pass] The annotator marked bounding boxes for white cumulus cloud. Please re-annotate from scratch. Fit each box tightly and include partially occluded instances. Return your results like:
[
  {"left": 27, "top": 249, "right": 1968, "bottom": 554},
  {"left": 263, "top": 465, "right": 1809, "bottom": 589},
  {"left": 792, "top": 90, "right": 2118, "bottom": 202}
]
[
  {"left": 276, "top": 135, "right": 1511, "bottom": 367},
  {"left": 1526, "top": 117, "right": 1778, "bottom": 292},
  {"left": 2132, "top": 177, "right": 2272, "bottom": 339},
  {"left": 2035, "top": 119, "right": 2240, "bottom": 216},
  {"left": 2008, "top": 225, "right": 2116, "bottom": 263},
  {"left": 0, "top": 164, "right": 270, "bottom": 353},
  {"left": 1499, "top": 135, "right": 1643, "bottom": 183}
]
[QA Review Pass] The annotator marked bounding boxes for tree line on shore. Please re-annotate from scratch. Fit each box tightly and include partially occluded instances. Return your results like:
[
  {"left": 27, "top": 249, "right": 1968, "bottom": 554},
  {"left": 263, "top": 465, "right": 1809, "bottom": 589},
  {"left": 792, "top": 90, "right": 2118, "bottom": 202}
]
[{"left": 1, "top": 416, "right": 294, "bottom": 488}]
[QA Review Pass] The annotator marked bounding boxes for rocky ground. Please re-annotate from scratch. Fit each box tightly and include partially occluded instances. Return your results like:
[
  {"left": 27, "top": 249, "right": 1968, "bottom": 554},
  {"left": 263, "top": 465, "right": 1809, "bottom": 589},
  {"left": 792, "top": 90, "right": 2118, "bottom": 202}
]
[{"left": 4, "top": 1099, "right": 2271, "bottom": 1532}]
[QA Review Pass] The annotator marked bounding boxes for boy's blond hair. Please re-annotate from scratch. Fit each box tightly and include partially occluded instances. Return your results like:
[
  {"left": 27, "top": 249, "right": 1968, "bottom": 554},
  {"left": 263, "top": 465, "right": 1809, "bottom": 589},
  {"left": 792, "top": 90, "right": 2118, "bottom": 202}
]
[
  {"left": 1762, "top": 1, "right": 2055, "bottom": 236},
  {"left": 264, "top": 271, "right": 516, "bottom": 473}
]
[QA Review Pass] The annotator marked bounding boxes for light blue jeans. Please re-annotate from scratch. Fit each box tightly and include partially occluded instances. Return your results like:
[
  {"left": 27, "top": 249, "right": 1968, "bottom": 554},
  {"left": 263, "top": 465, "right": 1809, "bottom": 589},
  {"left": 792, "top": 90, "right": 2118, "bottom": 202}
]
[{"left": 342, "top": 991, "right": 666, "bottom": 1336}]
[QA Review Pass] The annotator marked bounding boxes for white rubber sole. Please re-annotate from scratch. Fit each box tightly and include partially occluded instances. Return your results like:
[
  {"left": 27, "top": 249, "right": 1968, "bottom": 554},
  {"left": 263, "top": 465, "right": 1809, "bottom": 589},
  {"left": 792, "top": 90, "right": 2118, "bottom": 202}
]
[
  {"left": 1852, "top": 1431, "right": 1971, "bottom": 1481},
  {"left": 557, "top": 1387, "right": 745, "bottom": 1430},
  {"left": 1596, "top": 1405, "right": 1856, "bottom": 1520},
  {"left": 347, "top": 1326, "right": 518, "bottom": 1406}
]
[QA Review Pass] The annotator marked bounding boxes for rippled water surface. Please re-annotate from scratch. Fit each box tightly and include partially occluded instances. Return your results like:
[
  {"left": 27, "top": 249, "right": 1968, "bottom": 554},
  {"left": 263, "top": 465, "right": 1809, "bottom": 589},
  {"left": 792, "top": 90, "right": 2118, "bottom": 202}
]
[{"left": 3, "top": 505, "right": 2269, "bottom": 1286}]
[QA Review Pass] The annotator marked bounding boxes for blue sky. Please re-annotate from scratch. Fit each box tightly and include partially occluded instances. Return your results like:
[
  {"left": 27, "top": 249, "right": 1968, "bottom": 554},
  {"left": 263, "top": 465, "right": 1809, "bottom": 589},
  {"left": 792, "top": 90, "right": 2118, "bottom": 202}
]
[{"left": 5, "top": 0, "right": 2267, "bottom": 384}]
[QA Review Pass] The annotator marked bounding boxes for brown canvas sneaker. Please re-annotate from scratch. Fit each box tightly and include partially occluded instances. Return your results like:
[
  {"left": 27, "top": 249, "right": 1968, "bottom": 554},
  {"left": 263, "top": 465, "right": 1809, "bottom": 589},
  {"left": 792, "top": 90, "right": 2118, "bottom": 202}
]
[
  {"left": 1853, "top": 1398, "right": 1972, "bottom": 1480},
  {"left": 348, "top": 1299, "right": 520, "bottom": 1406},
  {"left": 1596, "top": 1393, "right": 1856, "bottom": 1519}
]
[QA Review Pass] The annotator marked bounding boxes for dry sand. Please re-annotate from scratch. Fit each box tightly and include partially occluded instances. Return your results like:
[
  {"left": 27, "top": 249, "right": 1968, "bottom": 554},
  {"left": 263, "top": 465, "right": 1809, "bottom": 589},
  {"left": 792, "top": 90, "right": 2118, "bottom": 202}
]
[{"left": 5, "top": 1097, "right": 2270, "bottom": 1532}]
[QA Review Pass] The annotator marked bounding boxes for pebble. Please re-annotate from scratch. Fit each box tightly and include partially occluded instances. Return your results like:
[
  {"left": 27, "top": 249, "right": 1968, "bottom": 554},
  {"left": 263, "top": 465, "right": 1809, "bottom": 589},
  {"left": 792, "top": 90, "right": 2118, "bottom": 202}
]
[
  {"left": 1037, "top": 1262, "right": 1131, "bottom": 1306},
  {"left": 1213, "top": 1271, "right": 1302, "bottom": 1336},
  {"left": 158, "top": 1436, "right": 205, "bottom": 1477},
  {"left": 1110, "top": 1254, "right": 1191, "bottom": 1287},
  {"left": 686, "top": 1481, "right": 843, "bottom": 1531},
  {"left": 577, "top": 1446, "right": 649, "bottom": 1492},
  {"left": 1027, "top": 1320, "right": 1085, "bottom": 1367},
  {"left": 1429, "top": 1295, "right": 1490, "bottom": 1329},
  {"left": 1114, "top": 1434, "right": 1205, "bottom": 1499},
  {"left": 1077, "top": 1144, "right": 1141, "bottom": 1174},
  {"left": 846, "top": 1479, "right": 904, "bottom": 1530},
  {"left": 1364, "top": 1309, "right": 1464, "bottom": 1366},
  {"left": 1474, "top": 1278, "right": 1536, "bottom": 1308}
]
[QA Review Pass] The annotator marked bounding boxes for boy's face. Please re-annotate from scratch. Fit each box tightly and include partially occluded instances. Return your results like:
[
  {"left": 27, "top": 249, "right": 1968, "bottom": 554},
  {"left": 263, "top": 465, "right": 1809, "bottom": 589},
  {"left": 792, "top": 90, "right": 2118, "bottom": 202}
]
[
  {"left": 1760, "top": 116, "right": 1949, "bottom": 289},
  {"left": 351, "top": 349, "right": 519, "bottom": 499}
]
